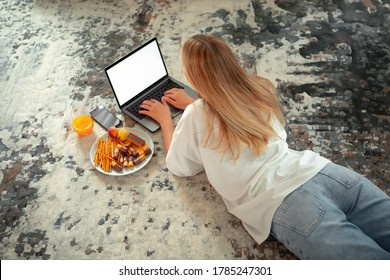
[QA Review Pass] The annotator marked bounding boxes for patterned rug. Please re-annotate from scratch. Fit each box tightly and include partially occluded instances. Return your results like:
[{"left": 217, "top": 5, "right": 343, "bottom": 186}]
[{"left": 1, "top": 0, "right": 389, "bottom": 260}]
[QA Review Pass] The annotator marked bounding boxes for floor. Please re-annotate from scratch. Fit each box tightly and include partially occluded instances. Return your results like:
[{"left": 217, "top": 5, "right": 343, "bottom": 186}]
[{"left": 0, "top": 0, "right": 389, "bottom": 259}]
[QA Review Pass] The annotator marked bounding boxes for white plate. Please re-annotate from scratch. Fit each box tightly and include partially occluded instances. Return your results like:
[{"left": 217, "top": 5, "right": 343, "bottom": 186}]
[{"left": 90, "top": 128, "right": 154, "bottom": 176}]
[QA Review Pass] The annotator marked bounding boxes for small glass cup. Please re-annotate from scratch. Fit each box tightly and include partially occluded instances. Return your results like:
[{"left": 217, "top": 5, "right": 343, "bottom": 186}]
[{"left": 70, "top": 106, "right": 94, "bottom": 136}]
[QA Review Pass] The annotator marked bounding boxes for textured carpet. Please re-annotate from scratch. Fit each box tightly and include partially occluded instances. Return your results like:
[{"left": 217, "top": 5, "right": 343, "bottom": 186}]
[{"left": 0, "top": 0, "right": 389, "bottom": 260}]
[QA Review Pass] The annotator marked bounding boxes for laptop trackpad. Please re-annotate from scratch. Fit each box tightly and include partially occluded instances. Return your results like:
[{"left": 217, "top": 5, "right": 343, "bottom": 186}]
[
  {"left": 169, "top": 105, "right": 181, "bottom": 116},
  {"left": 141, "top": 116, "right": 160, "bottom": 132}
]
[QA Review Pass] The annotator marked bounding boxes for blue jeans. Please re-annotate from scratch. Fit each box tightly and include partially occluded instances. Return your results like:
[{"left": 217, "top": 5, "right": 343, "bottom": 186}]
[{"left": 271, "top": 162, "right": 390, "bottom": 259}]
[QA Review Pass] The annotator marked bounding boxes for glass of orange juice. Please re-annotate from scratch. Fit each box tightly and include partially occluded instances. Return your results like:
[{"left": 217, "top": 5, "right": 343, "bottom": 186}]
[{"left": 70, "top": 106, "right": 94, "bottom": 136}]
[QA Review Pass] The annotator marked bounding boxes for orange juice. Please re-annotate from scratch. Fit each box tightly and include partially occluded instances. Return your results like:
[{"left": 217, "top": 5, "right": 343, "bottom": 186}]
[{"left": 72, "top": 115, "right": 94, "bottom": 136}]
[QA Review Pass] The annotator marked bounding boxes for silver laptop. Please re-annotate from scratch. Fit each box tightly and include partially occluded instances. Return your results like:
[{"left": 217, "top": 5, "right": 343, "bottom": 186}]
[{"left": 105, "top": 38, "right": 197, "bottom": 132}]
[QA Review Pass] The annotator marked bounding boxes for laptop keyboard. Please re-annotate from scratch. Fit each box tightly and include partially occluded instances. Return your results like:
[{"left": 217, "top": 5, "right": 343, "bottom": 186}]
[{"left": 126, "top": 79, "right": 184, "bottom": 120}]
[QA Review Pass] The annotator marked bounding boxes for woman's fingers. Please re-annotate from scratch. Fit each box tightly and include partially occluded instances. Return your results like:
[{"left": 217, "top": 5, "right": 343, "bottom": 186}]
[
  {"left": 163, "top": 88, "right": 194, "bottom": 110},
  {"left": 139, "top": 99, "right": 171, "bottom": 124}
]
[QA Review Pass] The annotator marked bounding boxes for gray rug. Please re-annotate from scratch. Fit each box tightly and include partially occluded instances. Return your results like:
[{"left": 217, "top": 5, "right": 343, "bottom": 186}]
[{"left": 1, "top": 0, "right": 389, "bottom": 259}]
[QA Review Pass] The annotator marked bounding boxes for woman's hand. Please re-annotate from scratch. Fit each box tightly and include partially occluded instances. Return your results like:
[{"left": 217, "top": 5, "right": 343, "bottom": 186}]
[
  {"left": 162, "top": 88, "right": 194, "bottom": 110},
  {"left": 139, "top": 99, "right": 172, "bottom": 126},
  {"left": 139, "top": 99, "right": 174, "bottom": 154}
]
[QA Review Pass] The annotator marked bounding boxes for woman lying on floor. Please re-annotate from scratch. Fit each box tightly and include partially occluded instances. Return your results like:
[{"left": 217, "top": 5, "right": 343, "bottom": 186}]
[{"left": 139, "top": 34, "right": 390, "bottom": 260}]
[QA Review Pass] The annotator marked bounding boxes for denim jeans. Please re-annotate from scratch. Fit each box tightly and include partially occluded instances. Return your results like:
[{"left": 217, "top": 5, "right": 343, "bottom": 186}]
[{"left": 271, "top": 162, "right": 390, "bottom": 259}]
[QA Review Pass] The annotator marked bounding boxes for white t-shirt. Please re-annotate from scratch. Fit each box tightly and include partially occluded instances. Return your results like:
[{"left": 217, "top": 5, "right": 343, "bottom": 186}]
[{"left": 166, "top": 99, "right": 330, "bottom": 244}]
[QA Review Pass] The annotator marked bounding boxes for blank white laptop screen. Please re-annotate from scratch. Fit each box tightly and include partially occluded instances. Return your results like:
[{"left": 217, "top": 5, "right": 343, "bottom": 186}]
[{"left": 106, "top": 40, "right": 167, "bottom": 106}]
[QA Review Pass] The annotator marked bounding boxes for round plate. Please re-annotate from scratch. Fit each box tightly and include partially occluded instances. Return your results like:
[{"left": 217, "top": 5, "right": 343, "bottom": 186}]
[{"left": 90, "top": 128, "right": 154, "bottom": 176}]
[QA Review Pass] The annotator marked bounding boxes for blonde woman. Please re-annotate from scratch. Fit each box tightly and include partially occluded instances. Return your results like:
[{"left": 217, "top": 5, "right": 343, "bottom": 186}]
[{"left": 139, "top": 34, "right": 390, "bottom": 259}]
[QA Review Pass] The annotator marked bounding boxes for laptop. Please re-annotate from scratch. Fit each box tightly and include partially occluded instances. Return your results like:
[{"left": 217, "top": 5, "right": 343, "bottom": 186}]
[{"left": 104, "top": 38, "right": 197, "bottom": 132}]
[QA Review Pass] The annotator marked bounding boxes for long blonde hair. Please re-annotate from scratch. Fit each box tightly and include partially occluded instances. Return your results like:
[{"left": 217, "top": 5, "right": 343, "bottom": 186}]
[{"left": 182, "top": 34, "right": 285, "bottom": 159}]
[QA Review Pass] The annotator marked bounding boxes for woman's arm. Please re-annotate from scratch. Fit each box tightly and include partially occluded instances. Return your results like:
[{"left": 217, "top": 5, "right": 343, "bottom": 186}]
[
  {"left": 139, "top": 89, "right": 195, "bottom": 154},
  {"left": 160, "top": 118, "right": 174, "bottom": 153},
  {"left": 139, "top": 99, "right": 173, "bottom": 154}
]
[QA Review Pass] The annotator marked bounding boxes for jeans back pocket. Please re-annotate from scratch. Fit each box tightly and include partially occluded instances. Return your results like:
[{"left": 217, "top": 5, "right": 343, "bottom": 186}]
[
  {"left": 318, "top": 163, "right": 363, "bottom": 189},
  {"left": 273, "top": 187, "right": 326, "bottom": 237}
]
